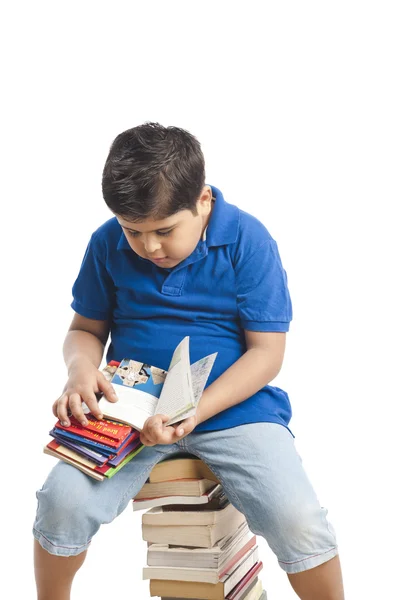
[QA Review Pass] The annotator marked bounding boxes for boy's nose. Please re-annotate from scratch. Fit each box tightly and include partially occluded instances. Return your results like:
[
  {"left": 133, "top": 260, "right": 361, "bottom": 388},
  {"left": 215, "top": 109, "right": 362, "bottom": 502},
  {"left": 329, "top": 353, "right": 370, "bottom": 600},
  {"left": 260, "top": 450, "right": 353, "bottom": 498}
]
[{"left": 144, "top": 236, "right": 162, "bottom": 253}]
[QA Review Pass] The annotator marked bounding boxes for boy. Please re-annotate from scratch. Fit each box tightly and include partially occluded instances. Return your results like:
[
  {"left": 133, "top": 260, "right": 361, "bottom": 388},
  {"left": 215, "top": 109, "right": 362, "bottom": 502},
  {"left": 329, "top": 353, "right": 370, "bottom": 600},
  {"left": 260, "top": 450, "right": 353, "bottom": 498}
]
[{"left": 33, "top": 122, "right": 344, "bottom": 600}]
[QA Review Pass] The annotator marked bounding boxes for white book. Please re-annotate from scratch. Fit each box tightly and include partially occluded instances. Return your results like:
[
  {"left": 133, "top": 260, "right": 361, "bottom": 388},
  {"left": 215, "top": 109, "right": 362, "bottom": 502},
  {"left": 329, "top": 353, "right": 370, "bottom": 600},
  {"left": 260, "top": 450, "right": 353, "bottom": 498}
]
[
  {"left": 161, "top": 582, "right": 265, "bottom": 600},
  {"left": 142, "top": 506, "right": 246, "bottom": 548},
  {"left": 143, "top": 546, "right": 259, "bottom": 584},
  {"left": 133, "top": 483, "right": 222, "bottom": 511},
  {"left": 147, "top": 522, "right": 252, "bottom": 569},
  {"left": 150, "top": 547, "right": 262, "bottom": 598},
  {"left": 94, "top": 336, "right": 217, "bottom": 431},
  {"left": 142, "top": 501, "right": 238, "bottom": 527}
]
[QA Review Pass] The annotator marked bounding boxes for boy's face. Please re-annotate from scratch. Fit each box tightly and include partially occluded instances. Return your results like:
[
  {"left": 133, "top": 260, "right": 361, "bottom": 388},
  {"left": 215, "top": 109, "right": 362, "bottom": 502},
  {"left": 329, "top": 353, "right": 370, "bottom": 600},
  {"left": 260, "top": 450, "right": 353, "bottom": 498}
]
[{"left": 116, "top": 186, "right": 212, "bottom": 269}]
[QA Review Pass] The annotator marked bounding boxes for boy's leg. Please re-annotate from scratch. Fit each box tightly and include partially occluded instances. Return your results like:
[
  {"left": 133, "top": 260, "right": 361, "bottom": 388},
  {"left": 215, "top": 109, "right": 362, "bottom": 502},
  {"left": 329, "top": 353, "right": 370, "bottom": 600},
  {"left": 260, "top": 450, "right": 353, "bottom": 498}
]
[
  {"left": 33, "top": 443, "right": 182, "bottom": 600},
  {"left": 182, "top": 423, "right": 344, "bottom": 600}
]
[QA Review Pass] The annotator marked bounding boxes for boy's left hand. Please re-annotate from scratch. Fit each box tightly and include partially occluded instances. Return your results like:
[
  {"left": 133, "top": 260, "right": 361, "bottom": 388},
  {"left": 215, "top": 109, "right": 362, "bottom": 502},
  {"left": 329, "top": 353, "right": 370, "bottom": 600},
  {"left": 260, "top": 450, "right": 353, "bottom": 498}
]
[{"left": 140, "top": 414, "right": 197, "bottom": 446}]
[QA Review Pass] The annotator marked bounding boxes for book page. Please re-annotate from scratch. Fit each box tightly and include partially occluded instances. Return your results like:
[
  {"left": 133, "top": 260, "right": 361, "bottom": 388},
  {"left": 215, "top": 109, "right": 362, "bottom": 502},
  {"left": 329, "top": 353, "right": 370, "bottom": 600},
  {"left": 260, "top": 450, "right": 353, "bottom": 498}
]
[
  {"left": 190, "top": 353, "right": 218, "bottom": 404},
  {"left": 156, "top": 337, "right": 195, "bottom": 422},
  {"left": 98, "top": 386, "right": 158, "bottom": 431},
  {"left": 165, "top": 352, "right": 217, "bottom": 426}
]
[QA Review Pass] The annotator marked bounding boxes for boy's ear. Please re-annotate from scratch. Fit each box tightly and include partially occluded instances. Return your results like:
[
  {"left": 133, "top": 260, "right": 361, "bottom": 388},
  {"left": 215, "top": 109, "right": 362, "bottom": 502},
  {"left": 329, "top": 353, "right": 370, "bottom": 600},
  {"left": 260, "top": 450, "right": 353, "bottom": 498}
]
[{"left": 196, "top": 185, "right": 213, "bottom": 216}]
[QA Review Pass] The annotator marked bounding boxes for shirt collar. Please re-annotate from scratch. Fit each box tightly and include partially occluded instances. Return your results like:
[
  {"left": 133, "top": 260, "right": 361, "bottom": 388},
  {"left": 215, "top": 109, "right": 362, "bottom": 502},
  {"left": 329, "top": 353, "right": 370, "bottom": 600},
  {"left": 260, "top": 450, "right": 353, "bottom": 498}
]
[{"left": 117, "top": 184, "right": 239, "bottom": 251}]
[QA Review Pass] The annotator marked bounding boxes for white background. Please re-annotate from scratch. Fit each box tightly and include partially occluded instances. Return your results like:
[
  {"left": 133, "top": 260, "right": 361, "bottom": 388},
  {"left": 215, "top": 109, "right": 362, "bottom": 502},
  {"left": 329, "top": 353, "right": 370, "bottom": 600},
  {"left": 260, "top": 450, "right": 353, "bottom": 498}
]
[{"left": 1, "top": 2, "right": 398, "bottom": 598}]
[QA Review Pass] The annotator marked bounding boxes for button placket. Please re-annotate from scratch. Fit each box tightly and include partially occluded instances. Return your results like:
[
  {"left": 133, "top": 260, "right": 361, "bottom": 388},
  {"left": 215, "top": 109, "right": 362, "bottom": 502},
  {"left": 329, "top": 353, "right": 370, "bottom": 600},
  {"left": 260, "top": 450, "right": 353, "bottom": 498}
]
[{"left": 161, "top": 242, "right": 208, "bottom": 296}]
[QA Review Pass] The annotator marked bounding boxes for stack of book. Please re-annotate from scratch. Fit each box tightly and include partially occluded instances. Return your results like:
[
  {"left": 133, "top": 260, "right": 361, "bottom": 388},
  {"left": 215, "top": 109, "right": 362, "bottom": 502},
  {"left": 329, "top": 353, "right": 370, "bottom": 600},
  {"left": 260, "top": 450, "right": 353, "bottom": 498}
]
[
  {"left": 134, "top": 457, "right": 267, "bottom": 600},
  {"left": 44, "top": 337, "right": 217, "bottom": 482},
  {"left": 44, "top": 414, "right": 144, "bottom": 481}
]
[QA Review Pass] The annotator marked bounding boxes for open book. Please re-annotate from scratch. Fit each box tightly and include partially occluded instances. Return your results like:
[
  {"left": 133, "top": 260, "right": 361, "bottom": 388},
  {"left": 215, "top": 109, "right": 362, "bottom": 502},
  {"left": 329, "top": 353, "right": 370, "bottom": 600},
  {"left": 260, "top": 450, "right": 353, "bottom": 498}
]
[{"left": 96, "top": 337, "right": 217, "bottom": 431}]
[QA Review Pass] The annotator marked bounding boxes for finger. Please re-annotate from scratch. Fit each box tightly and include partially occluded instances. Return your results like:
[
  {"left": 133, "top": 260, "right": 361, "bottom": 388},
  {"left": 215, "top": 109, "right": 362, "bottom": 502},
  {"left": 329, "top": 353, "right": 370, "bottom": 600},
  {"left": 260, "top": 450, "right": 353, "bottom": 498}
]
[
  {"left": 153, "top": 426, "right": 178, "bottom": 445},
  {"left": 82, "top": 391, "right": 104, "bottom": 420},
  {"left": 69, "top": 393, "right": 88, "bottom": 426},
  {"left": 55, "top": 394, "right": 71, "bottom": 426},
  {"left": 179, "top": 416, "right": 197, "bottom": 435},
  {"left": 146, "top": 415, "right": 169, "bottom": 443},
  {"left": 172, "top": 417, "right": 196, "bottom": 440},
  {"left": 98, "top": 375, "right": 119, "bottom": 403}
]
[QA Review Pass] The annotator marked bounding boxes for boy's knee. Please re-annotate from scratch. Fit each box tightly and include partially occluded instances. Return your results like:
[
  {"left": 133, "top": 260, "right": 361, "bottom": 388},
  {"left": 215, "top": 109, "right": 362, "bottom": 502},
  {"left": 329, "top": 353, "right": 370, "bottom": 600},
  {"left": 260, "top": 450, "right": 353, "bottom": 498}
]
[
  {"left": 35, "top": 464, "right": 96, "bottom": 532},
  {"left": 250, "top": 500, "right": 331, "bottom": 543}
]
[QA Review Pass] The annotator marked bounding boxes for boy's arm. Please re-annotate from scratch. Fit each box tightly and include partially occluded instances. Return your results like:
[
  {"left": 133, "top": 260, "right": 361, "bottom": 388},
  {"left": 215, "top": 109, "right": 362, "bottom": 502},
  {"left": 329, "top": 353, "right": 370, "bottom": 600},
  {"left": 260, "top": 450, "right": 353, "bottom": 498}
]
[
  {"left": 64, "top": 313, "right": 109, "bottom": 372},
  {"left": 53, "top": 313, "right": 116, "bottom": 426},
  {"left": 195, "top": 330, "right": 286, "bottom": 425}
]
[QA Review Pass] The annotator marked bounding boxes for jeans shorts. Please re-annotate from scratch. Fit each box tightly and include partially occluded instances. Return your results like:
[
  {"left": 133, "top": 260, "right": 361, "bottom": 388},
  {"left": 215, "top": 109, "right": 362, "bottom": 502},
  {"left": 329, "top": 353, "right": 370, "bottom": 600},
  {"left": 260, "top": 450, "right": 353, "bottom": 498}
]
[{"left": 33, "top": 422, "right": 338, "bottom": 574}]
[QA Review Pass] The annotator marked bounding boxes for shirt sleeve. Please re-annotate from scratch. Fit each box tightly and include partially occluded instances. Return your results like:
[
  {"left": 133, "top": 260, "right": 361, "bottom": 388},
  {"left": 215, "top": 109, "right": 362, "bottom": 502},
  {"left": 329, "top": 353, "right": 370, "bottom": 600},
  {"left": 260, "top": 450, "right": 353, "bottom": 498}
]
[
  {"left": 71, "top": 232, "right": 114, "bottom": 320},
  {"left": 235, "top": 239, "right": 293, "bottom": 332}
]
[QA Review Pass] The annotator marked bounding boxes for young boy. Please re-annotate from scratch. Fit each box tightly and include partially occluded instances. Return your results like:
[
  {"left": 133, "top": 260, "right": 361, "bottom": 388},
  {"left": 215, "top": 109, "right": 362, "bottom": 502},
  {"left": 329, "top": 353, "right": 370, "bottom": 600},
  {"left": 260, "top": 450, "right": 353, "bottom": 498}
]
[{"left": 33, "top": 122, "right": 344, "bottom": 600}]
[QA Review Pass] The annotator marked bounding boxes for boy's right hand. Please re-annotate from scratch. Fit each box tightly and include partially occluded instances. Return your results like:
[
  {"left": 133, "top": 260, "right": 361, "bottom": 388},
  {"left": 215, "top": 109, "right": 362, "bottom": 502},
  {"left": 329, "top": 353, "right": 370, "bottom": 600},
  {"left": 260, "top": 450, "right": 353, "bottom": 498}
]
[{"left": 52, "top": 359, "right": 118, "bottom": 427}]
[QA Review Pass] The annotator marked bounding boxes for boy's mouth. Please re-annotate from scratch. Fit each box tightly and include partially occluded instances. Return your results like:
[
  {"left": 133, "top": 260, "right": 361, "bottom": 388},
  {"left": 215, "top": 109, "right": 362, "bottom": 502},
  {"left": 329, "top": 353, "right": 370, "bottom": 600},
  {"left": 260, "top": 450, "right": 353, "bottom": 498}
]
[{"left": 151, "top": 256, "right": 168, "bottom": 263}]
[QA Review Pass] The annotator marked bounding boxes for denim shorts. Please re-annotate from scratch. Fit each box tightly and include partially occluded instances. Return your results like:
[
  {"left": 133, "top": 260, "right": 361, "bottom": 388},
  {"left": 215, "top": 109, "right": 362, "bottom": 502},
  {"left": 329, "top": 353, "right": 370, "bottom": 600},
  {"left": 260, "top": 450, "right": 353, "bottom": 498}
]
[{"left": 33, "top": 422, "right": 338, "bottom": 574}]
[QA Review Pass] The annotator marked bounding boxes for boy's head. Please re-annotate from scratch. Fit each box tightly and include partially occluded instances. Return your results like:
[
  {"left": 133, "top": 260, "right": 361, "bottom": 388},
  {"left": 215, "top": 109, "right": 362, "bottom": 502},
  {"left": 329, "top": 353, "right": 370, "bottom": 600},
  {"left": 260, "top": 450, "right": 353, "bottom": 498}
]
[{"left": 102, "top": 122, "right": 212, "bottom": 268}]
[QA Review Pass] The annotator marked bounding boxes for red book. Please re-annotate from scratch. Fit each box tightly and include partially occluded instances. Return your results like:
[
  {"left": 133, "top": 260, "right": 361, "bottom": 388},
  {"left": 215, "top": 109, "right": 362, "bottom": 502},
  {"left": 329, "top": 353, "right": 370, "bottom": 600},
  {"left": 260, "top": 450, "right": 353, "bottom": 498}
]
[
  {"left": 226, "top": 561, "right": 263, "bottom": 600},
  {"left": 55, "top": 415, "right": 132, "bottom": 447},
  {"left": 219, "top": 535, "right": 257, "bottom": 578}
]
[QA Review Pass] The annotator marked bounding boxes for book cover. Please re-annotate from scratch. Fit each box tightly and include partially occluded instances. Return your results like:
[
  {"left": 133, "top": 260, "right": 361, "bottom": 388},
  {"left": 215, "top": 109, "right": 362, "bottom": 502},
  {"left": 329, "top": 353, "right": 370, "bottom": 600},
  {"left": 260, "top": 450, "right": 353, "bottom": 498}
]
[
  {"left": 55, "top": 414, "right": 132, "bottom": 442},
  {"left": 135, "top": 478, "right": 216, "bottom": 500},
  {"left": 133, "top": 483, "right": 222, "bottom": 511},
  {"left": 107, "top": 437, "right": 142, "bottom": 467},
  {"left": 49, "top": 434, "right": 109, "bottom": 465},
  {"left": 149, "top": 457, "right": 219, "bottom": 484},
  {"left": 225, "top": 562, "right": 263, "bottom": 600},
  {"left": 49, "top": 428, "right": 121, "bottom": 456},
  {"left": 43, "top": 445, "right": 105, "bottom": 481},
  {"left": 95, "top": 443, "right": 144, "bottom": 478},
  {"left": 54, "top": 418, "right": 130, "bottom": 448}
]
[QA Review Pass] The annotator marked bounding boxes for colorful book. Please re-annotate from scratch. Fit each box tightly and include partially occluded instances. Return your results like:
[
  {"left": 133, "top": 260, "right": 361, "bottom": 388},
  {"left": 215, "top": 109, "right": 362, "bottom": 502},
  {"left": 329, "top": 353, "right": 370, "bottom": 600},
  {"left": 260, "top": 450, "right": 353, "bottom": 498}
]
[
  {"left": 49, "top": 428, "right": 122, "bottom": 456},
  {"left": 44, "top": 439, "right": 144, "bottom": 481},
  {"left": 54, "top": 416, "right": 132, "bottom": 449}
]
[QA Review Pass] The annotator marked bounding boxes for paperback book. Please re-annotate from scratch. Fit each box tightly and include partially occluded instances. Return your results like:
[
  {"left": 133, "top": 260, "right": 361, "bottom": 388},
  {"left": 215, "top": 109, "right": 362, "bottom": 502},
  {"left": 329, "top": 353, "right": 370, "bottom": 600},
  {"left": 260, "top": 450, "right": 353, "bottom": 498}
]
[{"left": 95, "top": 336, "right": 217, "bottom": 431}]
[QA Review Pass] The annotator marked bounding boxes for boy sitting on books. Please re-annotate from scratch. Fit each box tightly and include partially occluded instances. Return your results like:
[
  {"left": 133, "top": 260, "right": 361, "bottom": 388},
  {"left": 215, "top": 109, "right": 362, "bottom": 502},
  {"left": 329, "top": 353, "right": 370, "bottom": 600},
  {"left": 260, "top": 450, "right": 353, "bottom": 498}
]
[{"left": 33, "top": 123, "right": 344, "bottom": 600}]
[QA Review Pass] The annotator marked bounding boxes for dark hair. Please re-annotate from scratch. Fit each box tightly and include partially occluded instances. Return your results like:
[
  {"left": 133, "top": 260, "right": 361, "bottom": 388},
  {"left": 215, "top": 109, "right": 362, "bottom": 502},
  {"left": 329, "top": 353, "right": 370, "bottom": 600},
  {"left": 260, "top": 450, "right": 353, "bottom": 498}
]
[{"left": 102, "top": 122, "right": 206, "bottom": 221}]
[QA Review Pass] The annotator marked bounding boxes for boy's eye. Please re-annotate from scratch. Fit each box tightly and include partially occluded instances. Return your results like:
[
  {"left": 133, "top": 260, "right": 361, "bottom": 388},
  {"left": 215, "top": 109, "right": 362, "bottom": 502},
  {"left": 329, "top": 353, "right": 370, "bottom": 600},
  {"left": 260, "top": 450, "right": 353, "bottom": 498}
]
[{"left": 126, "top": 229, "right": 172, "bottom": 238}]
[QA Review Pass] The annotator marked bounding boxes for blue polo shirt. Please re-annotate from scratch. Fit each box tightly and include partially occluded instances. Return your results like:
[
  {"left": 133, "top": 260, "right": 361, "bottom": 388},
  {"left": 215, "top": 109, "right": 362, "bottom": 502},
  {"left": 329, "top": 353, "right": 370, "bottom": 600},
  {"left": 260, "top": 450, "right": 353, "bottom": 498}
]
[{"left": 71, "top": 185, "right": 293, "bottom": 433}]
